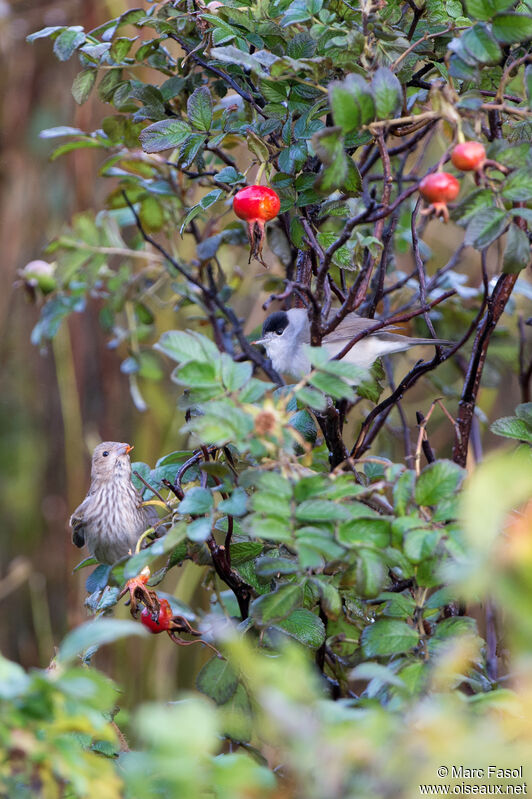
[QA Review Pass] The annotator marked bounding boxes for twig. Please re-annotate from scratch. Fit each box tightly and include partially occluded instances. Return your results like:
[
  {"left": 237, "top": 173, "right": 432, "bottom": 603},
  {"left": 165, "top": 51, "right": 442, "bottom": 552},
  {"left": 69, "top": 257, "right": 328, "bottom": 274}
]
[
  {"left": 452, "top": 270, "right": 519, "bottom": 467},
  {"left": 134, "top": 470, "right": 173, "bottom": 510},
  {"left": 518, "top": 316, "right": 532, "bottom": 403},
  {"left": 122, "top": 191, "right": 283, "bottom": 384},
  {"left": 168, "top": 33, "right": 267, "bottom": 119}
]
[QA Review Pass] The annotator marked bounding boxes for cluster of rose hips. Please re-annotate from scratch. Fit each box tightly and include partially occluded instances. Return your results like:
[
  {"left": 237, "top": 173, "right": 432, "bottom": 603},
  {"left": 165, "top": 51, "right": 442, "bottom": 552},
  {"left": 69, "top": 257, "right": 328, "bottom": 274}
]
[
  {"left": 418, "top": 140, "right": 486, "bottom": 223},
  {"left": 230, "top": 141, "right": 488, "bottom": 265}
]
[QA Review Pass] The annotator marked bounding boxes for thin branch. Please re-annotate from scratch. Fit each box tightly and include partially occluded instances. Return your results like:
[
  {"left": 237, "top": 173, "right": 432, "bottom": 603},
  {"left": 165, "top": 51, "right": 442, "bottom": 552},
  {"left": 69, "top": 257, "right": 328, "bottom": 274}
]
[
  {"left": 452, "top": 270, "right": 519, "bottom": 467},
  {"left": 122, "top": 191, "right": 283, "bottom": 384},
  {"left": 168, "top": 33, "right": 267, "bottom": 118}
]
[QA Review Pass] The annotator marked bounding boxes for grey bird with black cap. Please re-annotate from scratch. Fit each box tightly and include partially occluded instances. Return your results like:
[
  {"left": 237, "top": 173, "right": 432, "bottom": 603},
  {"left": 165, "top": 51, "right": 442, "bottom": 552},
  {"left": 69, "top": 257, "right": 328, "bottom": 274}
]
[{"left": 254, "top": 308, "right": 452, "bottom": 378}]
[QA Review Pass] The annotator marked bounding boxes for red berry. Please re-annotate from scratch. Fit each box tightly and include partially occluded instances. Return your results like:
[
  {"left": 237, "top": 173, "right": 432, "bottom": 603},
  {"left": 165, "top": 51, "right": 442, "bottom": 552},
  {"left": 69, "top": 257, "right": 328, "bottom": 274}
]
[
  {"left": 141, "top": 598, "right": 173, "bottom": 634},
  {"left": 418, "top": 172, "right": 460, "bottom": 204},
  {"left": 451, "top": 141, "right": 486, "bottom": 172},
  {"left": 233, "top": 185, "right": 280, "bottom": 223},
  {"left": 233, "top": 185, "right": 281, "bottom": 267}
]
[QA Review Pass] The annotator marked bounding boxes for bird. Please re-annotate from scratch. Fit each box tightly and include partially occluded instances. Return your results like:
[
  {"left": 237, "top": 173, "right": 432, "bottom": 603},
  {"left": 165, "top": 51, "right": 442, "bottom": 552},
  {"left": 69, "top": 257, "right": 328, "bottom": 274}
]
[
  {"left": 254, "top": 308, "right": 452, "bottom": 378},
  {"left": 70, "top": 441, "right": 163, "bottom": 565}
]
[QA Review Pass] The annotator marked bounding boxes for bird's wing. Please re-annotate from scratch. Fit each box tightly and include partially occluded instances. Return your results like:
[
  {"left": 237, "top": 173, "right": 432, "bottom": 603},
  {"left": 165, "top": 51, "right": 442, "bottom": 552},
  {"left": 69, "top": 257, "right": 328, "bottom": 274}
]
[
  {"left": 324, "top": 314, "right": 400, "bottom": 344},
  {"left": 142, "top": 501, "right": 165, "bottom": 538},
  {"left": 70, "top": 496, "right": 90, "bottom": 548}
]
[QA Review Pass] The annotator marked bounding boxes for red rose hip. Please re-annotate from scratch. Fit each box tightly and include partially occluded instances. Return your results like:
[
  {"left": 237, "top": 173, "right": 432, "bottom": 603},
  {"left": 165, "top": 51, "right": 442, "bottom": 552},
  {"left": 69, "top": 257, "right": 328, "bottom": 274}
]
[
  {"left": 418, "top": 172, "right": 460, "bottom": 223},
  {"left": 233, "top": 185, "right": 280, "bottom": 268},
  {"left": 233, "top": 185, "right": 280, "bottom": 223},
  {"left": 451, "top": 141, "right": 486, "bottom": 172},
  {"left": 141, "top": 598, "right": 173, "bottom": 634}
]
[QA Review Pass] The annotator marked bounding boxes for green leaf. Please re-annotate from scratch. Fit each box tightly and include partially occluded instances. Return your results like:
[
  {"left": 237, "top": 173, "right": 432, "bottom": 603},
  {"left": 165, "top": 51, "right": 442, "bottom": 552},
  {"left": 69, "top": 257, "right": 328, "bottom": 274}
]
[
  {"left": 295, "top": 499, "right": 351, "bottom": 522},
  {"left": 350, "top": 661, "right": 406, "bottom": 688},
  {"left": 465, "top": 0, "right": 513, "bottom": 20},
  {"left": 27, "top": 25, "right": 64, "bottom": 43},
  {"left": 268, "top": 608, "right": 326, "bottom": 649},
  {"left": 526, "top": 64, "right": 532, "bottom": 109},
  {"left": 490, "top": 415, "right": 532, "bottom": 442},
  {"left": 451, "top": 188, "right": 494, "bottom": 226},
  {"left": 139, "top": 119, "right": 192, "bottom": 152},
  {"left": 415, "top": 460, "right": 466, "bottom": 506},
  {"left": 329, "top": 75, "right": 375, "bottom": 134},
  {"left": 312, "top": 126, "right": 347, "bottom": 192},
  {"left": 337, "top": 517, "right": 391, "bottom": 548},
  {"left": 464, "top": 207, "right": 508, "bottom": 249},
  {"left": 393, "top": 470, "right": 415, "bottom": 515},
  {"left": 502, "top": 168, "right": 532, "bottom": 202},
  {"left": 53, "top": 27, "right": 86, "bottom": 61},
  {"left": 218, "top": 487, "right": 249, "bottom": 517},
  {"left": 371, "top": 67, "right": 402, "bottom": 120},
  {"left": 361, "top": 619, "right": 420, "bottom": 657},
  {"left": 503, "top": 223, "right": 531, "bottom": 273},
  {"left": 196, "top": 656, "right": 238, "bottom": 704},
  {"left": 179, "top": 487, "right": 213, "bottom": 515},
  {"left": 230, "top": 541, "right": 263, "bottom": 565},
  {"left": 175, "top": 360, "right": 219, "bottom": 388},
  {"left": 491, "top": 12, "right": 532, "bottom": 43},
  {"left": 155, "top": 330, "right": 218, "bottom": 363},
  {"left": 187, "top": 517, "right": 213, "bottom": 542},
  {"left": 250, "top": 583, "right": 304, "bottom": 624},
  {"left": 71, "top": 69, "right": 97, "bottom": 105},
  {"left": 187, "top": 86, "right": 213, "bottom": 131},
  {"left": 356, "top": 549, "right": 387, "bottom": 598},
  {"left": 221, "top": 355, "right": 252, "bottom": 391},
  {"left": 459, "top": 23, "right": 502, "bottom": 64},
  {"left": 58, "top": 619, "right": 147, "bottom": 663},
  {"left": 403, "top": 527, "right": 441, "bottom": 563},
  {"left": 255, "top": 557, "right": 299, "bottom": 577}
]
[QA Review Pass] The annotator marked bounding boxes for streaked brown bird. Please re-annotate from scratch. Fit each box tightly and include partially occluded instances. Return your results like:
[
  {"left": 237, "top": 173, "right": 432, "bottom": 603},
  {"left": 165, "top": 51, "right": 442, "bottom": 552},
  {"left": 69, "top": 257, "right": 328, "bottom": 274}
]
[{"left": 70, "top": 441, "right": 163, "bottom": 565}]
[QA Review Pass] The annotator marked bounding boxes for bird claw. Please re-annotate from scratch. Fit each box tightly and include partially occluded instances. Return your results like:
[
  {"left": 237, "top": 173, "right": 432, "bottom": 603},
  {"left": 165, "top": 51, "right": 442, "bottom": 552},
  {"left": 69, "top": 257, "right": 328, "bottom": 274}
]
[{"left": 119, "top": 566, "right": 159, "bottom": 617}]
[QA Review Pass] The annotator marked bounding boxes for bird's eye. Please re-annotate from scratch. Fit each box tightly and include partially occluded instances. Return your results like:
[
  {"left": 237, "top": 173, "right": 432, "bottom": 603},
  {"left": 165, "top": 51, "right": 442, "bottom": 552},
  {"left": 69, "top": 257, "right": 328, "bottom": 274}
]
[
  {"left": 275, "top": 328, "right": 284, "bottom": 335},
  {"left": 102, "top": 451, "right": 109, "bottom": 457}
]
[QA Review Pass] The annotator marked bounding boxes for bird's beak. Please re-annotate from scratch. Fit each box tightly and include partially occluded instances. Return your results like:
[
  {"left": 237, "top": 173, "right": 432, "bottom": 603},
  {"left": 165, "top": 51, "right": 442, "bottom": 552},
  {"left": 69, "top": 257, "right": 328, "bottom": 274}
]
[
  {"left": 119, "top": 443, "right": 134, "bottom": 455},
  {"left": 253, "top": 337, "right": 267, "bottom": 346}
]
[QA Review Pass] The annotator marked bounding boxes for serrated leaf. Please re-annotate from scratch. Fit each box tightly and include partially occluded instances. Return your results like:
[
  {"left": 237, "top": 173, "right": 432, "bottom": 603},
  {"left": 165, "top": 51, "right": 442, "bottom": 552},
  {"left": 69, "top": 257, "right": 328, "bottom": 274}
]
[
  {"left": 361, "top": 619, "right": 419, "bottom": 657},
  {"left": 196, "top": 656, "right": 238, "bottom": 704},
  {"left": 503, "top": 223, "right": 531, "bottom": 273},
  {"left": 179, "top": 486, "right": 213, "bottom": 515},
  {"left": 459, "top": 23, "right": 502, "bottom": 64},
  {"left": 71, "top": 69, "right": 97, "bottom": 105},
  {"left": 371, "top": 67, "right": 402, "bottom": 120},
  {"left": 295, "top": 499, "right": 351, "bottom": 522},
  {"left": 451, "top": 188, "right": 494, "bottom": 226},
  {"left": 490, "top": 415, "right": 532, "bottom": 442},
  {"left": 250, "top": 583, "right": 304, "bottom": 624},
  {"left": 187, "top": 86, "right": 213, "bottom": 131},
  {"left": 492, "top": 12, "right": 532, "bottom": 43},
  {"left": 466, "top": 0, "right": 513, "bottom": 20},
  {"left": 415, "top": 460, "right": 466, "bottom": 506},
  {"left": 218, "top": 487, "right": 249, "bottom": 517},
  {"left": 312, "top": 126, "right": 347, "bottom": 192},
  {"left": 337, "top": 517, "right": 391, "bottom": 548},
  {"left": 464, "top": 207, "right": 508, "bottom": 249},
  {"left": 155, "top": 330, "right": 218, "bottom": 363},
  {"left": 53, "top": 27, "right": 86, "bottom": 61},
  {"left": 356, "top": 549, "right": 387, "bottom": 598},
  {"left": 139, "top": 119, "right": 192, "bottom": 153},
  {"left": 329, "top": 74, "right": 375, "bottom": 134},
  {"left": 268, "top": 608, "right": 325, "bottom": 649},
  {"left": 502, "top": 168, "right": 532, "bottom": 202}
]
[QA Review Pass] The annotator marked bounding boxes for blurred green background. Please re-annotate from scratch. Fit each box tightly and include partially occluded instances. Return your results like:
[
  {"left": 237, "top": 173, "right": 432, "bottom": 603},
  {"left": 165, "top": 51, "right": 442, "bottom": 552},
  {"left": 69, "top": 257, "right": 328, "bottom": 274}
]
[{"left": 0, "top": 0, "right": 529, "bottom": 705}]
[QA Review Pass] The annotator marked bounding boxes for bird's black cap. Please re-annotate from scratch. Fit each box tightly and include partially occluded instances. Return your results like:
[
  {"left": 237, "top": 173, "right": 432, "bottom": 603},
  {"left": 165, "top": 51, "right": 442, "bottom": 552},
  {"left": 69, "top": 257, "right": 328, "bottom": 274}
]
[{"left": 262, "top": 310, "right": 289, "bottom": 336}]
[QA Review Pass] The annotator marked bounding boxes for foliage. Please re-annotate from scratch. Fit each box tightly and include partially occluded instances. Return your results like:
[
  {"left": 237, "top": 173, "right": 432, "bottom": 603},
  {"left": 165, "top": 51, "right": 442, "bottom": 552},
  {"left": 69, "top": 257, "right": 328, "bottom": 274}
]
[{"left": 14, "top": 0, "right": 532, "bottom": 795}]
